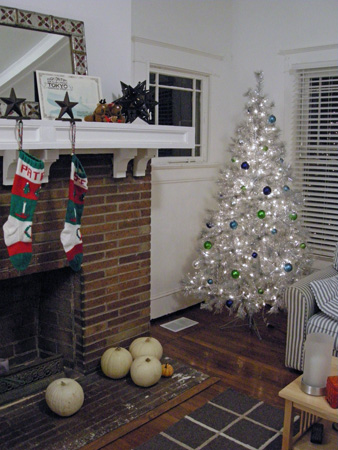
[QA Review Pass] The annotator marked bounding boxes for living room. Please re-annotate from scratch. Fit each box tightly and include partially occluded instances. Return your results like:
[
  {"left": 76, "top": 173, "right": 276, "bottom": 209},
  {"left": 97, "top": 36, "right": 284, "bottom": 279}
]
[{"left": 0, "top": 1, "right": 337, "bottom": 449}]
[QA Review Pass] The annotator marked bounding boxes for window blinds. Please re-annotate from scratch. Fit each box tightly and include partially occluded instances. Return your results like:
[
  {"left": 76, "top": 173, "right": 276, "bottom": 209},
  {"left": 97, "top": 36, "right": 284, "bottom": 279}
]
[{"left": 293, "top": 66, "right": 338, "bottom": 260}]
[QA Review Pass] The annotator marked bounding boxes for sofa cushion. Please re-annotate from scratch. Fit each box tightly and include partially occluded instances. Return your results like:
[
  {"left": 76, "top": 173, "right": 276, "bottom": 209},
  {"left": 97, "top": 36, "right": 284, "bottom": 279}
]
[
  {"left": 310, "top": 275, "right": 338, "bottom": 321},
  {"left": 333, "top": 242, "right": 338, "bottom": 271},
  {"left": 307, "top": 312, "right": 338, "bottom": 351}
]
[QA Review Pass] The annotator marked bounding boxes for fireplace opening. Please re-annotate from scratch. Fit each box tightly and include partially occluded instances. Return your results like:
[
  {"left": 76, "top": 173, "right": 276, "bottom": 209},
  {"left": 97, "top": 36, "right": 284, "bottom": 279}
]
[{"left": 0, "top": 268, "right": 82, "bottom": 405}]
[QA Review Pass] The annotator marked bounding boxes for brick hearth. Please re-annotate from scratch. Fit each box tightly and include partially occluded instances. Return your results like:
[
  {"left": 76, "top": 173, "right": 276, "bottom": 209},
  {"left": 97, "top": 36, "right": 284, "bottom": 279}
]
[
  {"left": 0, "top": 357, "right": 211, "bottom": 450},
  {"left": 0, "top": 154, "right": 151, "bottom": 377}
]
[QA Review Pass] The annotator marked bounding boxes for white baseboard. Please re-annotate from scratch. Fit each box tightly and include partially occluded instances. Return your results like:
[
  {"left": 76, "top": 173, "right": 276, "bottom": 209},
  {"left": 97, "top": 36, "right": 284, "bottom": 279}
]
[{"left": 150, "top": 291, "right": 200, "bottom": 320}]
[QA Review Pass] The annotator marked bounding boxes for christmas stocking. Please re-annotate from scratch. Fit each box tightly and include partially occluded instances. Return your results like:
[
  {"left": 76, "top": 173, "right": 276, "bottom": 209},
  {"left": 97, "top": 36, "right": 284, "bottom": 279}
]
[
  {"left": 3, "top": 150, "right": 44, "bottom": 271},
  {"left": 60, "top": 154, "right": 88, "bottom": 271}
]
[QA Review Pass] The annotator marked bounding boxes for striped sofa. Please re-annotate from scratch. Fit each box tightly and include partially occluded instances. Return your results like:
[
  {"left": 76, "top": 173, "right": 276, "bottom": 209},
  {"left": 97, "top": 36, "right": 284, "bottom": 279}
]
[{"left": 285, "top": 250, "right": 338, "bottom": 372}]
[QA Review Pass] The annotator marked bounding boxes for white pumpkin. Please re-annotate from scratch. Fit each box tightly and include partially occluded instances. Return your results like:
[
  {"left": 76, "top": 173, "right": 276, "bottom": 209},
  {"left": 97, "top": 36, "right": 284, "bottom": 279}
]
[
  {"left": 101, "top": 347, "right": 133, "bottom": 379},
  {"left": 129, "top": 337, "right": 163, "bottom": 360},
  {"left": 130, "top": 355, "right": 162, "bottom": 387},
  {"left": 45, "top": 378, "right": 84, "bottom": 417}
]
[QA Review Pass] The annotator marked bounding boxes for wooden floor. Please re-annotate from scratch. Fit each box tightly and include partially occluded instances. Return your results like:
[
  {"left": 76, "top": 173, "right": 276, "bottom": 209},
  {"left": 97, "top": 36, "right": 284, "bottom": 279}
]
[{"left": 99, "top": 304, "right": 300, "bottom": 450}]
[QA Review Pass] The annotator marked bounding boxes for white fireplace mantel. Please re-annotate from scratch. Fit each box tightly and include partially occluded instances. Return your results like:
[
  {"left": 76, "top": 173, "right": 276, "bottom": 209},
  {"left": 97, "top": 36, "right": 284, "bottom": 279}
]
[{"left": 0, "top": 119, "right": 195, "bottom": 185}]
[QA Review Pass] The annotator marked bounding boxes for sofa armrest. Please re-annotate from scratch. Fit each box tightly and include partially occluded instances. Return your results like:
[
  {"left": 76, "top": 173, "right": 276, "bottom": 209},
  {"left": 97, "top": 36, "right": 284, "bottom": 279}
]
[{"left": 284, "top": 265, "right": 337, "bottom": 371}]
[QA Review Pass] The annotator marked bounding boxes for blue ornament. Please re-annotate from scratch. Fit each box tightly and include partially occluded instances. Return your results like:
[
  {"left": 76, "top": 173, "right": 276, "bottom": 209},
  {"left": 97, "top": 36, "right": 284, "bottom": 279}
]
[
  {"left": 263, "top": 186, "right": 271, "bottom": 195},
  {"left": 230, "top": 220, "right": 238, "bottom": 229},
  {"left": 241, "top": 161, "right": 250, "bottom": 170},
  {"left": 207, "top": 279, "right": 213, "bottom": 285},
  {"left": 252, "top": 252, "right": 258, "bottom": 258},
  {"left": 226, "top": 300, "right": 233, "bottom": 308},
  {"left": 206, "top": 222, "right": 214, "bottom": 228},
  {"left": 271, "top": 228, "right": 277, "bottom": 235},
  {"left": 284, "top": 263, "right": 293, "bottom": 272},
  {"left": 268, "top": 115, "right": 276, "bottom": 124},
  {"left": 283, "top": 185, "right": 290, "bottom": 191},
  {"left": 280, "top": 158, "right": 284, "bottom": 163}
]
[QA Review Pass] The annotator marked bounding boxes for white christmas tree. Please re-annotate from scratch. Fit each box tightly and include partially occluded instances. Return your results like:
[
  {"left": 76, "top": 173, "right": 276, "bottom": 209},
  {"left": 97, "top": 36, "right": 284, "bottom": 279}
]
[{"left": 183, "top": 72, "right": 312, "bottom": 323}]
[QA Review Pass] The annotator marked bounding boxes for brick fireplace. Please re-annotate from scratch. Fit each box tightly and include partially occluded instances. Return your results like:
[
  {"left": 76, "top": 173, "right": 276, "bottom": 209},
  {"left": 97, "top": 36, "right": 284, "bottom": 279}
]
[{"left": 0, "top": 153, "right": 151, "bottom": 380}]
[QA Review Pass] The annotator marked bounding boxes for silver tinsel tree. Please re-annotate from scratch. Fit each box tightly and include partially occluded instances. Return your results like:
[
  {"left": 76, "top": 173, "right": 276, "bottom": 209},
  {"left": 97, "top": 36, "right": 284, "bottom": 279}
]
[{"left": 183, "top": 72, "right": 312, "bottom": 321}]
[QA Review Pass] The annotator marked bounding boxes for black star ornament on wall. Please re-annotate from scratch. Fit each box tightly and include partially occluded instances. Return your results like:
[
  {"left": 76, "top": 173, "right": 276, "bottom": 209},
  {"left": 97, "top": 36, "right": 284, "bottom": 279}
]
[
  {"left": 115, "top": 81, "right": 158, "bottom": 123},
  {"left": 0, "top": 88, "right": 26, "bottom": 118},
  {"left": 55, "top": 92, "right": 79, "bottom": 121}
]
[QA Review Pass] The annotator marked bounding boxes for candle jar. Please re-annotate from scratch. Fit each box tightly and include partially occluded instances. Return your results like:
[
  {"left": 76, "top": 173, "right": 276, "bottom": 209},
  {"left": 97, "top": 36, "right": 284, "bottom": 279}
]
[{"left": 301, "top": 333, "right": 334, "bottom": 396}]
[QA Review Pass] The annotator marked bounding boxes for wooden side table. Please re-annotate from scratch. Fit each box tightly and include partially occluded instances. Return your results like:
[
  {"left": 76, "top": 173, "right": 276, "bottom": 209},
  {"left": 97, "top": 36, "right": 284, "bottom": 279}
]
[{"left": 279, "top": 357, "right": 338, "bottom": 450}]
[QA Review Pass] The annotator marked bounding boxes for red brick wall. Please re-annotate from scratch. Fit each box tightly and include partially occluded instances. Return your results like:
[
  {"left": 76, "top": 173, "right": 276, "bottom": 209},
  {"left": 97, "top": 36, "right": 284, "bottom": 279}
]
[{"left": 0, "top": 154, "right": 151, "bottom": 374}]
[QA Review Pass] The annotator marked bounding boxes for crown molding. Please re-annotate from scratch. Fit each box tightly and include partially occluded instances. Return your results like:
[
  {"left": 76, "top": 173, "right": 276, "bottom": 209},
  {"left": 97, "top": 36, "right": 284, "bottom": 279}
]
[{"left": 132, "top": 36, "right": 224, "bottom": 61}]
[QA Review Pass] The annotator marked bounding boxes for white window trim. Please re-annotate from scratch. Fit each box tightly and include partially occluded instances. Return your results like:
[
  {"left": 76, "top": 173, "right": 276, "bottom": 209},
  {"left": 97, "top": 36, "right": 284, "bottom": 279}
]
[
  {"left": 282, "top": 44, "right": 338, "bottom": 267},
  {"left": 132, "top": 36, "right": 220, "bottom": 168},
  {"left": 149, "top": 64, "right": 209, "bottom": 166}
]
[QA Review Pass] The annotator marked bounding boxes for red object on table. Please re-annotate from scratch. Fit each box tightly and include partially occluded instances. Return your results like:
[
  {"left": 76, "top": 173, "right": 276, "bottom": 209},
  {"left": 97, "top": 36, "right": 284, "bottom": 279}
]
[{"left": 326, "top": 376, "right": 338, "bottom": 408}]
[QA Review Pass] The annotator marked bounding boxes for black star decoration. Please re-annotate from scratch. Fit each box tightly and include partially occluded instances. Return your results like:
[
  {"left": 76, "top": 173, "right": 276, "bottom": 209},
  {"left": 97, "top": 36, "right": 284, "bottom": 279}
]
[
  {"left": 115, "top": 81, "right": 158, "bottom": 123},
  {"left": 0, "top": 88, "right": 26, "bottom": 118},
  {"left": 55, "top": 92, "right": 79, "bottom": 121}
]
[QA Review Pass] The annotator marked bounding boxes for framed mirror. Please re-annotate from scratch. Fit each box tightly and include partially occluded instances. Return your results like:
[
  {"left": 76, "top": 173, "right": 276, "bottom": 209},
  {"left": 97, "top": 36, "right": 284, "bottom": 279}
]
[{"left": 0, "top": 5, "right": 87, "bottom": 118}]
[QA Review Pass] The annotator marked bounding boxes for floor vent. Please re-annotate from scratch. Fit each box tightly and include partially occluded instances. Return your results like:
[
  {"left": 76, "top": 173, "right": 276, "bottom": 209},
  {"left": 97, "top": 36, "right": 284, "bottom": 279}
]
[{"left": 160, "top": 317, "right": 198, "bottom": 332}]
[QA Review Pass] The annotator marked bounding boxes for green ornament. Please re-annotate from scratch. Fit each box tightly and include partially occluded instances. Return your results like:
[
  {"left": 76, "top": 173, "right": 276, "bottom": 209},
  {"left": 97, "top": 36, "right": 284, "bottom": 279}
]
[
  {"left": 300, "top": 243, "right": 306, "bottom": 249},
  {"left": 231, "top": 157, "right": 237, "bottom": 163},
  {"left": 241, "top": 185, "right": 246, "bottom": 191},
  {"left": 204, "top": 241, "right": 212, "bottom": 250},
  {"left": 261, "top": 145, "right": 268, "bottom": 152},
  {"left": 257, "top": 210, "right": 266, "bottom": 219},
  {"left": 231, "top": 270, "right": 240, "bottom": 279},
  {"left": 289, "top": 212, "right": 298, "bottom": 221},
  {"left": 258, "top": 288, "right": 264, "bottom": 295}
]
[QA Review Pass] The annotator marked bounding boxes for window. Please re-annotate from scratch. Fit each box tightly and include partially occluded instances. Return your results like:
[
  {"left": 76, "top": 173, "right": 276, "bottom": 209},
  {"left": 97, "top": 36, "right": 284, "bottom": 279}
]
[
  {"left": 149, "top": 67, "right": 208, "bottom": 162},
  {"left": 293, "top": 66, "right": 338, "bottom": 259}
]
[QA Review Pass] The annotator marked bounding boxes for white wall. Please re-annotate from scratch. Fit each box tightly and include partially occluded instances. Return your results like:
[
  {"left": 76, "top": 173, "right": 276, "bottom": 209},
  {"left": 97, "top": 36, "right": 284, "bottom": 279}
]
[
  {"left": 132, "top": 0, "right": 338, "bottom": 318},
  {"left": 229, "top": 0, "right": 338, "bottom": 134},
  {"left": 132, "top": 0, "right": 233, "bottom": 56},
  {"left": 3, "top": 0, "right": 132, "bottom": 100},
  {"left": 132, "top": 0, "right": 234, "bottom": 164},
  {"left": 132, "top": 0, "right": 234, "bottom": 318}
]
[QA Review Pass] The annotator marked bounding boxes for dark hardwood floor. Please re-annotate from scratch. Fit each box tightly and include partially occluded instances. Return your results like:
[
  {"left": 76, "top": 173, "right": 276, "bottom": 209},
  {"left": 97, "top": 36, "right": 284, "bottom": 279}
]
[{"left": 100, "top": 303, "right": 299, "bottom": 449}]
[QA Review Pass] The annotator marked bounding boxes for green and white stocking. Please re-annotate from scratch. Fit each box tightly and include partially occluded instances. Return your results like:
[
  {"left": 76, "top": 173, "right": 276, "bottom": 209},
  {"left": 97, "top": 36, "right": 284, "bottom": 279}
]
[
  {"left": 3, "top": 150, "right": 44, "bottom": 271},
  {"left": 60, "top": 154, "right": 88, "bottom": 271}
]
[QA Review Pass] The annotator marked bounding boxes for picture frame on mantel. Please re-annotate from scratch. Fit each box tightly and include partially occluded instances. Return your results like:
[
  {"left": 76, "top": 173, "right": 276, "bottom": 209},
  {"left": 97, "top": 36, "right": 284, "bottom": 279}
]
[{"left": 36, "top": 70, "right": 102, "bottom": 120}]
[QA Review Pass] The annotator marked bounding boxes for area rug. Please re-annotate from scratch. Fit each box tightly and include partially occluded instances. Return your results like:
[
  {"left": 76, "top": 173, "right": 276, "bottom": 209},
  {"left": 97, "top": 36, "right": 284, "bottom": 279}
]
[
  {"left": 133, "top": 388, "right": 298, "bottom": 450},
  {"left": 0, "top": 356, "right": 217, "bottom": 450}
]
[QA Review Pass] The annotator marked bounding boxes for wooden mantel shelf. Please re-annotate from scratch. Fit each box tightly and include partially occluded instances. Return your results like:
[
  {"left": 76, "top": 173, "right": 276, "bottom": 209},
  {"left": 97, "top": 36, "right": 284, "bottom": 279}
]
[{"left": 0, "top": 119, "right": 195, "bottom": 185}]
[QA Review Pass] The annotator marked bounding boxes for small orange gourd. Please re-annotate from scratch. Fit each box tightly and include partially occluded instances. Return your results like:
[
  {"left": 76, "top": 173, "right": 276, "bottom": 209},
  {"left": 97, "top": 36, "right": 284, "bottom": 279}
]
[{"left": 161, "top": 363, "right": 174, "bottom": 377}]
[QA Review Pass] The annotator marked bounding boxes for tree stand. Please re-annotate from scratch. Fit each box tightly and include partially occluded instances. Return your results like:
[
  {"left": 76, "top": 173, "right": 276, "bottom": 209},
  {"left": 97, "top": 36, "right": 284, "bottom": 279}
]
[{"left": 219, "top": 314, "right": 262, "bottom": 341}]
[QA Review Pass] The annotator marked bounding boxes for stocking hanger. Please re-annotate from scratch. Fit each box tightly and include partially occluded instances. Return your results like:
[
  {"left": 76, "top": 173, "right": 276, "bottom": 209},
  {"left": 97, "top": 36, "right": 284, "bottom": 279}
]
[
  {"left": 70, "top": 120, "right": 76, "bottom": 155},
  {"left": 15, "top": 119, "right": 23, "bottom": 151}
]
